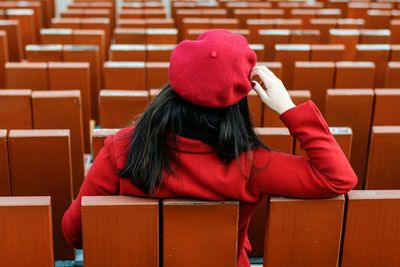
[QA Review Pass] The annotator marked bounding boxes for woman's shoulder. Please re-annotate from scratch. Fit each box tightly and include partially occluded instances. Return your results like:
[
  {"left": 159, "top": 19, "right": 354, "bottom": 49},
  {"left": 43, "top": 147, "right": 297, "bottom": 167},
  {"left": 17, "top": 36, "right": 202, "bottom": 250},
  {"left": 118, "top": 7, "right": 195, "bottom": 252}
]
[{"left": 103, "top": 127, "right": 134, "bottom": 169}]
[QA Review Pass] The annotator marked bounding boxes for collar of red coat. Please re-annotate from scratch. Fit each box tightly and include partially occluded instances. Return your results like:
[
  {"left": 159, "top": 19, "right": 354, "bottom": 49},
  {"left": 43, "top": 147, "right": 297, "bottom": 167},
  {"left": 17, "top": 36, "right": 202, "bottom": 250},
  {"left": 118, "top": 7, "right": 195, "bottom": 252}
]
[{"left": 170, "top": 134, "right": 215, "bottom": 154}]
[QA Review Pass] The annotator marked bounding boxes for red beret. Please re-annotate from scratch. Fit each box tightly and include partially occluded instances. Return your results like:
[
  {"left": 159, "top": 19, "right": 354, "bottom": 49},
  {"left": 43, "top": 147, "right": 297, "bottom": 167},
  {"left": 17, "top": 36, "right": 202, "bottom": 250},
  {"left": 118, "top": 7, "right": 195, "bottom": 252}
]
[{"left": 168, "top": 29, "right": 257, "bottom": 108}]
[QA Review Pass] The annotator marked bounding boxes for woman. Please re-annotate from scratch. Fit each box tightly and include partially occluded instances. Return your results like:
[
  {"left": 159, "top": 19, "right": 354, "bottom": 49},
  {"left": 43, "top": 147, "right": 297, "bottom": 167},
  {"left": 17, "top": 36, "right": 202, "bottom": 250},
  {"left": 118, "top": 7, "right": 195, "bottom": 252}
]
[{"left": 62, "top": 29, "right": 357, "bottom": 267}]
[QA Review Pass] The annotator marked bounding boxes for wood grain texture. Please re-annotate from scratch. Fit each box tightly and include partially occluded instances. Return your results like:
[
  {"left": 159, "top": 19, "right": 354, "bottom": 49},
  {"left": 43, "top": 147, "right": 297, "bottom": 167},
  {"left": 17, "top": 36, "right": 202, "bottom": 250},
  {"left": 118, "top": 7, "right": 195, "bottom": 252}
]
[
  {"left": 0, "top": 129, "right": 10, "bottom": 196},
  {"left": 163, "top": 199, "right": 239, "bottom": 267},
  {"left": 0, "top": 89, "right": 33, "bottom": 129},
  {"left": 341, "top": 190, "right": 400, "bottom": 267},
  {"left": 32, "top": 90, "right": 85, "bottom": 198},
  {"left": 264, "top": 195, "right": 344, "bottom": 267},
  {"left": 47, "top": 62, "right": 91, "bottom": 153},
  {"left": 82, "top": 196, "right": 159, "bottom": 267},
  {"left": 99, "top": 90, "right": 149, "bottom": 128},
  {"left": 365, "top": 126, "right": 400, "bottom": 189},
  {"left": 8, "top": 130, "right": 74, "bottom": 259},
  {"left": 0, "top": 196, "right": 54, "bottom": 267},
  {"left": 324, "top": 89, "right": 374, "bottom": 189}
]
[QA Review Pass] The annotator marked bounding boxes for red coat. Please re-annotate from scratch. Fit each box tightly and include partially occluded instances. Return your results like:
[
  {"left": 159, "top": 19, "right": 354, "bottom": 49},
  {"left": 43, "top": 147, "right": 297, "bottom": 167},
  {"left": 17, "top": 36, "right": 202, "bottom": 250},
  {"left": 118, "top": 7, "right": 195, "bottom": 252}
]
[{"left": 62, "top": 101, "right": 357, "bottom": 267}]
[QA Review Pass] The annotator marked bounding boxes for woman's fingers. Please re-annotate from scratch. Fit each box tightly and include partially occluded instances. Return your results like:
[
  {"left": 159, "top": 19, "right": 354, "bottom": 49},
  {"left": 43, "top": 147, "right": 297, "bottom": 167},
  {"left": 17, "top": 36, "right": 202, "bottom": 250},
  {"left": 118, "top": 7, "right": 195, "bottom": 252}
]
[
  {"left": 251, "top": 80, "right": 270, "bottom": 102},
  {"left": 252, "top": 69, "right": 273, "bottom": 89}
]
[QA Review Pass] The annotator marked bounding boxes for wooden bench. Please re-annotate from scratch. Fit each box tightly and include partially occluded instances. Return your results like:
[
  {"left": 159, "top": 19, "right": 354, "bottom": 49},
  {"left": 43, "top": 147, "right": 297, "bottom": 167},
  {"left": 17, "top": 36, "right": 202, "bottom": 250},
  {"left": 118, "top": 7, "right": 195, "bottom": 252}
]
[
  {"left": 355, "top": 44, "right": 390, "bottom": 88},
  {"left": 82, "top": 196, "right": 159, "bottom": 267},
  {"left": 341, "top": 190, "right": 400, "bottom": 266},
  {"left": 334, "top": 61, "right": 375, "bottom": 88},
  {"left": 8, "top": 129, "right": 74, "bottom": 259},
  {"left": 0, "top": 130, "right": 10, "bottom": 196},
  {"left": 373, "top": 89, "right": 400, "bottom": 125},
  {"left": 32, "top": 90, "right": 84, "bottom": 198},
  {"left": 385, "top": 62, "right": 400, "bottom": 88},
  {"left": 99, "top": 90, "right": 149, "bottom": 128},
  {"left": 264, "top": 195, "right": 345, "bottom": 267},
  {"left": 0, "top": 89, "right": 33, "bottom": 129},
  {"left": 293, "top": 61, "right": 335, "bottom": 111},
  {"left": 0, "top": 19, "right": 23, "bottom": 61},
  {"left": 47, "top": 62, "right": 91, "bottom": 153},
  {"left": 163, "top": 199, "right": 238, "bottom": 267},
  {"left": 0, "top": 196, "right": 54, "bottom": 266},
  {"left": 5, "top": 62, "right": 48, "bottom": 90},
  {"left": 103, "top": 61, "right": 146, "bottom": 90},
  {"left": 365, "top": 127, "right": 400, "bottom": 189},
  {"left": 324, "top": 89, "right": 374, "bottom": 189}
]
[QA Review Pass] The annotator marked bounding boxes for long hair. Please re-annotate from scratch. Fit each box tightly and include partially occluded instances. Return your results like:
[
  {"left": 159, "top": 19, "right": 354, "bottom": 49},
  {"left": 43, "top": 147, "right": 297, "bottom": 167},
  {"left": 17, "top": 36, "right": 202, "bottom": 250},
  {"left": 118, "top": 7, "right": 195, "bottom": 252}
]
[{"left": 119, "top": 84, "right": 268, "bottom": 194}]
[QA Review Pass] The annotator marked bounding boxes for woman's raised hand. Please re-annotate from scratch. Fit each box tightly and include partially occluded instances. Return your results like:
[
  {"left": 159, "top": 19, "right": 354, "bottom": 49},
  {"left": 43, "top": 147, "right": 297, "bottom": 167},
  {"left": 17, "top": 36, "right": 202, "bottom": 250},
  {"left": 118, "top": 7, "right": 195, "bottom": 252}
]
[{"left": 250, "top": 65, "right": 296, "bottom": 115}]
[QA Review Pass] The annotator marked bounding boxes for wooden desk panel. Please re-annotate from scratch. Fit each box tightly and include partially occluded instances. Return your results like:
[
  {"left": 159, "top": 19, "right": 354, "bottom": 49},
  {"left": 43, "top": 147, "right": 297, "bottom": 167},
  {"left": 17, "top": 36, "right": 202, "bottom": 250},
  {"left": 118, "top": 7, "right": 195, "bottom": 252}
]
[
  {"left": 0, "top": 196, "right": 54, "bottom": 266},
  {"left": 0, "top": 89, "right": 33, "bottom": 129},
  {"left": 341, "top": 190, "right": 400, "bottom": 267},
  {"left": 8, "top": 130, "right": 74, "bottom": 259},
  {"left": 264, "top": 195, "right": 344, "bottom": 267},
  {"left": 82, "top": 196, "right": 159, "bottom": 267},
  {"left": 163, "top": 199, "right": 238, "bottom": 267}
]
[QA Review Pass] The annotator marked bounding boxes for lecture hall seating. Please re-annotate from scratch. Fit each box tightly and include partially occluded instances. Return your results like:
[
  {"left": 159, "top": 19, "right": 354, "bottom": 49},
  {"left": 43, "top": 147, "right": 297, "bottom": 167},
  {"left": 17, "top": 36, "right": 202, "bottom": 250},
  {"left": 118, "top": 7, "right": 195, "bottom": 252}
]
[
  {"left": 341, "top": 190, "right": 400, "bottom": 266},
  {"left": 0, "top": 196, "right": 54, "bottom": 267},
  {"left": 163, "top": 199, "right": 239, "bottom": 267},
  {"left": 325, "top": 89, "right": 374, "bottom": 188},
  {"left": 82, "top": 196, "right": 159, "bottom": 267},
  {"left": 264, "top": 195, "right": 345, "bottom": 267},
  {"left": 8, "top": 129, "right": 74, "bottom": 259},
  {"left": 32, "top": 90, "right": 85, "bottom": 198},
  {"left": 1, "top": 0, "right": 400, "bottom": 264}
]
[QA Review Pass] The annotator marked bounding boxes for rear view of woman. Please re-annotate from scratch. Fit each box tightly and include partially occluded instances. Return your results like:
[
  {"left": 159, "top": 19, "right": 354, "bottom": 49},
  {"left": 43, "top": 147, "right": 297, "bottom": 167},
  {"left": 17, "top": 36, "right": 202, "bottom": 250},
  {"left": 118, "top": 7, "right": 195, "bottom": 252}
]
[{"left": 62, "top": 29, "right": 357, "bottom": 267}]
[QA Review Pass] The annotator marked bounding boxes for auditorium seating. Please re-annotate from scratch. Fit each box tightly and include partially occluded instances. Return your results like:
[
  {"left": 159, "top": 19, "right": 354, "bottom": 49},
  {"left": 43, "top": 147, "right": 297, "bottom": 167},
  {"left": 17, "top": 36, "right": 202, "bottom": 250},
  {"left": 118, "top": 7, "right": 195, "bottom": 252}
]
[
  {"left": 163, "top": 199, "right": 239, "bottom": 267},
  {"left": 82, "top": 196, "right": 159, "bottom": 267},
  {"left": 341, "top": 190, "right": 400, "bottom": 266},
  {"left": 264, "top": 195, "right": 344, "bottom": 267},
  {"left": 98, "top": 89, "right": 149, "bottom": 128},
  {"left": 1, "top": 0, "right": 400, "bottom": 264},
  {"left": 325, "top": 89, "right": 374, "bottom": 189},
  {"left": 7, "top": 129, "right": 74, "bottom": 259},
  {"left": 32, "top": 90, "right": 85, "bottom": 198},
  {"left": 0, "top": 196, "right": 54, "bottom": 266},
  {"left": 0, "top": 130, "right": 10, "bottom": 196}
]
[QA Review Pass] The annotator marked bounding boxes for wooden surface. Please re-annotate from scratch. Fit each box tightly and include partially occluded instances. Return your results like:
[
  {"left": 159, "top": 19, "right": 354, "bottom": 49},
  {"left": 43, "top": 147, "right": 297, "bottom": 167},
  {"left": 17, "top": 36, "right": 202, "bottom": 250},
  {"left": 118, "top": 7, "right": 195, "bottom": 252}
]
[
  {"left": 5, "top": 62, "right": 48, "bottom": 90},
  {"left": 324, "top": 89, "right": 374, "bottom": 189},
  {"left": 146, "top": 61, "right": 169, "bottom": 90},
  {"left": 248, "top": 90, "right": 263, "bottom": 127},
  {"left": 264, "top": 195, "right": 345, "bottom": 267},
  {"left": 63, "top": 45, "right": 101, "bottom": 121},
  {"left": 32, "top": 90, "right": 85, "bottom": 198},
  {"left": 82, "top": 196, "right": 159, "bottom": 267},
  {"left": 334, "top": 61, "right": 375, "bottom": 88},
  {"left": 99, "top": 90, "right": 149, "bottom": 128},
  {"left": 249, "top": 127, "right": 293, "bottom": 256},
  {"left": 355, "top": 44, "right": 390, "bottom": 88},
  {"left": 47, "top": 62, "right": 91, "bottom": 153},
  {"left": 341, "top": 190, "right": 400, "bottom": 267},
  {"left": 0, "top": 196, "right": 54, "bottom": 267},
  {"left": 373, "top": 89, "right": 400, "bottom": 125},
  {"left": 0, "top": 89, "right": 33, "bottom": 129},
  {"left": 274, "top": 44, "right": 311, "bottom": 89},
  {"left": 384, "top": 62, "right": 400, "bottom": 88},
  {"left": 163, "top": 199, "right": 239, "bottom": 267},
  {"left": 8, "top": 130, "right": 74, "bottom": 259},
  {"left": 365, "top": 126, "right": 400, "bottom": 189},
  {"left": 0, "top": 30, "right": 8, "bottom": 88},
  {"left": 104, "top": 61, "right": 146, "bottom": 90},
  {"left": 293, "top": 61, "right": 335, "bottom": 111},
  {"left": 0, "top": 129, "right": 10, "bottom": 196}
]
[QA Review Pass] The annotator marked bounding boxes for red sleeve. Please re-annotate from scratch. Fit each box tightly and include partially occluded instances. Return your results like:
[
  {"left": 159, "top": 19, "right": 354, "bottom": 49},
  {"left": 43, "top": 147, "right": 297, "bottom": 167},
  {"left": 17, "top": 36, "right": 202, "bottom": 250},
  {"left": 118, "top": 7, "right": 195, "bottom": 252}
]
[
  {"left": 62, "top": 135, "right": 119, "bottom": 248},
  {"left": 248, "top": 100, "right": 357, "bottom": 198}
]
